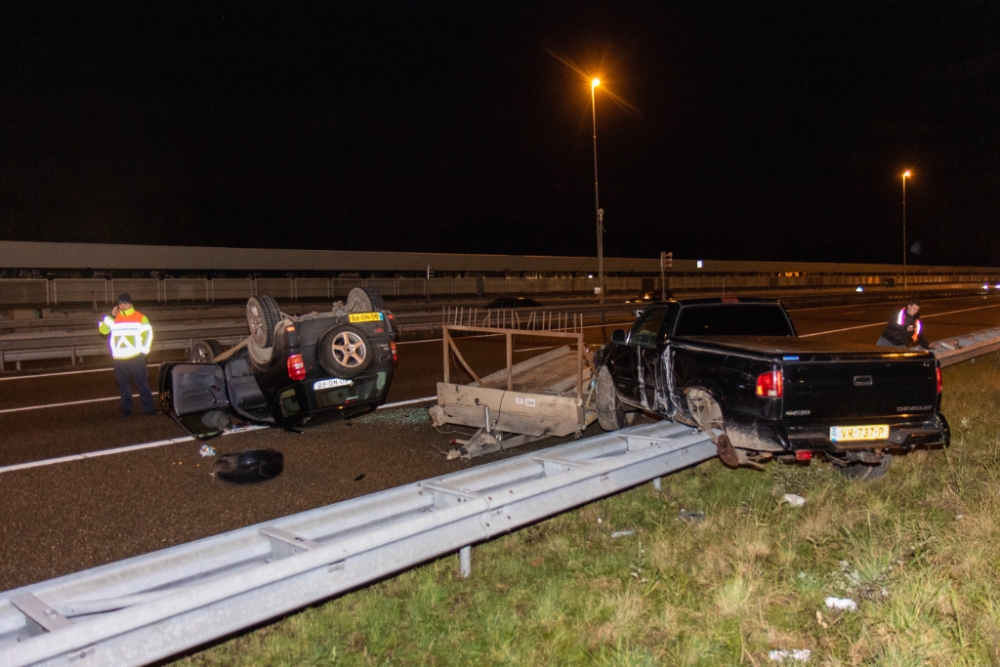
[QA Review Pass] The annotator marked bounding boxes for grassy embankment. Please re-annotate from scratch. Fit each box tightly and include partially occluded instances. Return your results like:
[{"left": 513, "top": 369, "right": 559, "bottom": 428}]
[{"left": 179, "top": 357, "right": 1000, "bottom": 666}]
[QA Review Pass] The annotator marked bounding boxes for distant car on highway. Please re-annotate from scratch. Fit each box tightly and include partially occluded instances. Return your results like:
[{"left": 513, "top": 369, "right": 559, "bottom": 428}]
[
  {"left": 159, "top": 287, "right": 397, "bottom": 439},
  {"left": 485, "top": 296, "right": 541, "bottom": 309},
  {"left": 624, "top": 291, "right": 665, "bottom": 304}
]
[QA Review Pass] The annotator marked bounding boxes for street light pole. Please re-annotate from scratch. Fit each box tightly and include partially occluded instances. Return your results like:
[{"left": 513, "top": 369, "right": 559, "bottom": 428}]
[
  {"left": 591, "top": 78, "right": 604, "bottom": 304},
  {"left": 902, "top": 170, "right": 911, "bottom": 290}
]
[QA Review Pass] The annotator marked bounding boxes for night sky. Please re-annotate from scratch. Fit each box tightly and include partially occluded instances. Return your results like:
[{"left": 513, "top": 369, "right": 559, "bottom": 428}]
[{"left": 2, "top": 1, "right": 998, "bottom": 266}]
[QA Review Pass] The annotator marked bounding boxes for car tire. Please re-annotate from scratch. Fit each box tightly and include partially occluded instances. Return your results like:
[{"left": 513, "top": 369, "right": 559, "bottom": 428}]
[
  {"left": 838, "top": 453, "right": 892, "bottom": 481},
  {"left": 189, "top": 339, "right": 223, "bottom": 363},
  {"left": 318, "top": 325, "right": 373, "bottom": 378},
  {"left": 346, "top": 286, "right": 385, "bottom": 312},
  {"left": 596, "top": 366, "right": 627, "bottom": 431},
  {"left": 247, "top": 295, "right": 280, "bottom": 368}
]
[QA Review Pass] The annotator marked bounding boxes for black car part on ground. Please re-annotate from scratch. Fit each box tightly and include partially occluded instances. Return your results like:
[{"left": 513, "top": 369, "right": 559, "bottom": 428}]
[{"left": 213, "top": 449, "right": 284, "bottom": 484}]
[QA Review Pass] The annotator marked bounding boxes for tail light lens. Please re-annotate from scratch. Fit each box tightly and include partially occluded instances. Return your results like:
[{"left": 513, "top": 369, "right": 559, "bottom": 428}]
[
  {"left": 936, "top": 366, "right": 942, "bottom": 394},
  {"left": 756, "top": 370, "right": 783, "bottom": 398},
  {"left": 390, "top": 341, "right": 398, "bottom": 367},
  {"left": 287, "top": 353, "right": 306, "bottom": 381}
]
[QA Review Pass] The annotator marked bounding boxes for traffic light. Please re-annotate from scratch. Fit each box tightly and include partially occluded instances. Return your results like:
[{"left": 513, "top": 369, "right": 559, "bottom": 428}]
[
  {"left": 661, "top": 251, "right": 673, "bottom": 270},
  {"left": 666, "top": 252, "right": 673, "bottom": 269},
  {"left": 426, "top": 265, "right": 434, "bottom": 279}
]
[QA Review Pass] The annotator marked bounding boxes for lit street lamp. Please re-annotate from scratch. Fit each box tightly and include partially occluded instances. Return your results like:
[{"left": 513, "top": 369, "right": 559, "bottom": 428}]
[
  {"left": 591, "top": 77, "right": 604, "bottom": 304},
  {"left": 902, "top": 170, "right": 911, "bottom": 290}
]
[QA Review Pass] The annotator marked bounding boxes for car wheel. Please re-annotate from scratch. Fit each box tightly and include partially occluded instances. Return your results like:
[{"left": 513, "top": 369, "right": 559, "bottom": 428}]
[
  {"left": 247, "top": 295, "right": 281, "bottom": 348},
  {"left": 247, "top": 295, "right": 280, "bottom": 367},
  {"left": 346, "top": 286, "right": 386, "bottom": 312},
  {"left": 596, "top": 366, "right": 627, "bottom": 431},
  {"left": 318, "top": 325, "right": 373, "bottom": 378},
  {"left": 838, "top": 453, "right": 892, "bottom": 481},
  {"left": 189, "top": 339, "right": 223, "bottom": 363}
]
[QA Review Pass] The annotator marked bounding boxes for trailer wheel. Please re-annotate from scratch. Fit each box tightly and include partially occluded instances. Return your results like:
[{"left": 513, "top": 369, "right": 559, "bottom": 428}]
[
  {"left": 189, "top": 340, "right": 223, "bottom": 363},
  {"left": 838, "top": 453, "right": 892, "bottom": 481},
  {"left": 318, "top": 325, "right": 372, "bottom": 378},
  {"left": 596, "top": 366, "right": 627, "bottom": 431},
  {"left": 346, "top": 286, "right": 386, "bottom": 313}
]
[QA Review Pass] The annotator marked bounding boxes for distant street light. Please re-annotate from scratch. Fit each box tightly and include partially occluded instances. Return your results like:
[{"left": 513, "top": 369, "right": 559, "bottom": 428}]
[
  {"left": 902, "top": 170, "right": 911, "bottom": 290},
  {"left": 591, "top": 77, "right": 604, "bottom": 304}
]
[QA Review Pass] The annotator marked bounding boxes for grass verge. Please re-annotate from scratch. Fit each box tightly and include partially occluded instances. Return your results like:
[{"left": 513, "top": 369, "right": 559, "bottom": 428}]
[{"left": 177, "top": 356, "right": 1000, "bottom": 666}]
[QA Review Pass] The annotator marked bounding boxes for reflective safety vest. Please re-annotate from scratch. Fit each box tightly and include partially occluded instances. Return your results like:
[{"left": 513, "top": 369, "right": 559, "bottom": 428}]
[
  {"left": 896, "top": 308, "right": 922, "bottom": 341},
  {"left": 99, "top": 308, "right": 153, "bottom": 360}
]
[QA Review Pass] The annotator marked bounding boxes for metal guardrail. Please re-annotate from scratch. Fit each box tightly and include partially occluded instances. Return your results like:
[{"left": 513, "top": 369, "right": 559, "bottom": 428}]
[
  {"left": 0, "top": 420, "right": 715, "bottom": 667},
  {"left": 933, "top": 326, "right": 1000, "bottom": 367}
]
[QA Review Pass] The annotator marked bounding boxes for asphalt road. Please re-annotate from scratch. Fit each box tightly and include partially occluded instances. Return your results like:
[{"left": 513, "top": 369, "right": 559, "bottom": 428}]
[{"left": 2, "top": 294, "right": 999, "bottom": 591}]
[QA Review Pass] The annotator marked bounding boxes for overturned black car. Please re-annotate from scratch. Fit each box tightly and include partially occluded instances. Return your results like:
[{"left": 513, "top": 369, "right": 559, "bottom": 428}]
[{"left": 160, "top": 287, "right": 397, "bottom": 439}]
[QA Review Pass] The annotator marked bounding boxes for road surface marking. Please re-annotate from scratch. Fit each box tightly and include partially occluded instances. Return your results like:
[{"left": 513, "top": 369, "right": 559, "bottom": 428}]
[
  {"left": 0, "top": 396, "right": 437, "bottom": 473},
  {"left": 0, "top": 392, "right": 160, "bottom": 415}
]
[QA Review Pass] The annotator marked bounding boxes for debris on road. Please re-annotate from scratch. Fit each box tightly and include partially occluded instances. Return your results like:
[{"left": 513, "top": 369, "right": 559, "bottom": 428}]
[
  {"left": 783, "top": 493, "right": 806, "bottom": 507},
  {"left": 213, "top": 449, "right": 284, "bottom": 484},
  {"left": 769, "top": 648, "right": 811, "bottom": 662},
  {"left": 610, "top": 530, "right": 635, "bottom": 538},
  {"left": 825, "top": 597, "right": 858, "bottom": 611},
  {"left": 198, "top": 444, "right": 216, "bottom": 457},
  {"left": 679, "top": 509, "right": 705, "bottom": 523}
]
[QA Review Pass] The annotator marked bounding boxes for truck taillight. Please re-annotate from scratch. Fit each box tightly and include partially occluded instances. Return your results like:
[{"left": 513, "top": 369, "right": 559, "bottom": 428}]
[
  {"left": 287, "top": 353, "right": 306, "bottom": 381},
  {"left": 390, "top": 341, "right": 398, "bottom": 367},
  {"left": 756, "top": 370, "right": 783, "bottom": 398},
  {"left": 936, "top": 366, "right": 942, "bottom": 394}
]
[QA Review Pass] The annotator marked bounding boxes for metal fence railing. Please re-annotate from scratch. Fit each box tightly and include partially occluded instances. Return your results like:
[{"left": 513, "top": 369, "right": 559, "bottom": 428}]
[{"left": 3, "top": 272, "right": 1000, "bottom": 306}]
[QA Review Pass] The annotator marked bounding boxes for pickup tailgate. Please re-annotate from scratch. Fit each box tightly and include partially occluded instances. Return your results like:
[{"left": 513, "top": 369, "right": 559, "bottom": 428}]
[{"left": 783, "top": 356, "right": 938, "bottom": 420}]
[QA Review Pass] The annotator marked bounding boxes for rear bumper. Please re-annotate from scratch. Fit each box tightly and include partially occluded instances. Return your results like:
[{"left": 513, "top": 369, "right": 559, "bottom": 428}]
[{"left": 783, "top": 413, "right": 950, "bottom": 452}]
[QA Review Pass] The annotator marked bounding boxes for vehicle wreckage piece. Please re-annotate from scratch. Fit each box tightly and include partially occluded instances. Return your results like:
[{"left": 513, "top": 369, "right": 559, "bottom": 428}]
[{"left": 433, "top": 325, "right": 595, "bottom": 458}]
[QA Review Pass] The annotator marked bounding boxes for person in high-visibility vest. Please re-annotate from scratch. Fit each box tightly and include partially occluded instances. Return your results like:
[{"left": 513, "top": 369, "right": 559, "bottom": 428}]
[
  {"left": 98, "top": 293, "right": 156, "bottom": 416},
  {"left": 876, "top": 299, "right": 930, "bottom": 349}
]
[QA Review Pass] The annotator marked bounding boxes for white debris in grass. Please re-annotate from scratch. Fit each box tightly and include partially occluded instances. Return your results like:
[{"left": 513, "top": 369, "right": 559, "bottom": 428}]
[
  {"left": 825, "top": 597, "right": 858, "bottom": 611},
  {"left": 769, "top": 649, "right": 811, "bottom": 662},
  {"left": 783, "top": 493, "right": 805, "bottom": 507}
]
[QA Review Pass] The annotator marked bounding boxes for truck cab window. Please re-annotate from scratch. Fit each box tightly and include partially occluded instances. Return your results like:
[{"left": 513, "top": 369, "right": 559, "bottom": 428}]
[{"left": 629, "top": 306, "right": 668, "bottom": 346}]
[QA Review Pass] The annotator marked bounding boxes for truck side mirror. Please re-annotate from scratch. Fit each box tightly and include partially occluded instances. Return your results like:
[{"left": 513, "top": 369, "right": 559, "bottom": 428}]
[{"left": 611, "top": 329, "right": 626, "bottom": 343}]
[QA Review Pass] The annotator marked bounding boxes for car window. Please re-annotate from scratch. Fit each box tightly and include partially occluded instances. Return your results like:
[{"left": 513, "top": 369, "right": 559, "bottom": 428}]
[
  {"left": 673, "top": 304, "right": 794, "bottom": 337},
  {"left": 629, "top": 306, "right": 668, "bottom": 346}
]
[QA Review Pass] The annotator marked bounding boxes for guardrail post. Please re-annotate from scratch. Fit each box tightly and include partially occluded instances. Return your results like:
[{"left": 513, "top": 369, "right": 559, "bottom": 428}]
[{"left": 459, "top": 545, "right": 471, "bottom": 578}]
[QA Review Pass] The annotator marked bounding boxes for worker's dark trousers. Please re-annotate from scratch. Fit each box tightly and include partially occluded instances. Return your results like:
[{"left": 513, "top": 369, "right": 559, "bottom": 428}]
[{"left": 114, "top": 355, "right": 155, "bottom": 414}]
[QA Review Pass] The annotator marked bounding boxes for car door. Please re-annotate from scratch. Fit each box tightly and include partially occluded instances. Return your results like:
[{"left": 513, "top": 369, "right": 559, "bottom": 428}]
[
  {"left": 629, "top": 305, "right": 670, "bottom": 409},
  {"left": 160, "top": 362, "right": 233, "bottom": 439}
]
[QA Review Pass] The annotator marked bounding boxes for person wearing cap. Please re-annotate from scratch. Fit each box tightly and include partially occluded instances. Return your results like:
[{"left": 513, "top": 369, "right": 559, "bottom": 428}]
[
  {"left": 876, "top": 299, "right": 930, "bottom": 349},
  {"left": 98, "top": 293, "right": 156, "bottom": 416}
]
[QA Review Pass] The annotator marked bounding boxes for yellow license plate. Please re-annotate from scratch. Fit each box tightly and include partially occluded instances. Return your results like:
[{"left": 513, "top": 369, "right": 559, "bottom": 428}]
[
  {"left": 830, "top": 424, "right": 890, "bottom": 442},
  {"left": 348, "top": 312, "right": 383, "bottom": 323}
]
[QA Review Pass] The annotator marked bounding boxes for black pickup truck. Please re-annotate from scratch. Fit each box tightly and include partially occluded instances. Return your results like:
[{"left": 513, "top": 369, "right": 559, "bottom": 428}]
[{"left": 594, "top": 298, "right": 949, "bottom": 479}]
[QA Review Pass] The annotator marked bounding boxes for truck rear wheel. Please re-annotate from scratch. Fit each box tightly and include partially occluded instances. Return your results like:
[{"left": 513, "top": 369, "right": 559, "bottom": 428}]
[
  {"left": 596, "top": 366, "right": 627, "bottom": 431},
  {"left": 838, "top": 453, "right": 892, "bottom": 481}
]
